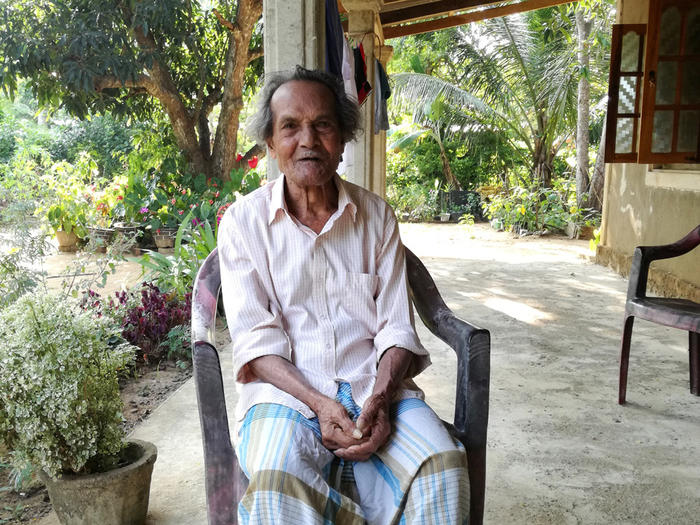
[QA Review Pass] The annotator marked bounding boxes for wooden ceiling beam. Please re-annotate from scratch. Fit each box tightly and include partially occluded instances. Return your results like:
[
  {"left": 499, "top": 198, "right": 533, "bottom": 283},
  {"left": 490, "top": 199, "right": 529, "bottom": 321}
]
[
  {"left": 383, "top": 0, "right": 579, "bottom": 39},
  {"left": 380, "top": 0, "right": 501, "bottom": 25}
]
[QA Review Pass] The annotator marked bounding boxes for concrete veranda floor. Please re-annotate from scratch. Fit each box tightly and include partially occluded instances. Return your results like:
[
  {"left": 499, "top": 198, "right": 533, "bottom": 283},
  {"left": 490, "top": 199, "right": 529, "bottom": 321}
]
[{"left": 39, "top": 223, "right": 700, "bottom": 524}]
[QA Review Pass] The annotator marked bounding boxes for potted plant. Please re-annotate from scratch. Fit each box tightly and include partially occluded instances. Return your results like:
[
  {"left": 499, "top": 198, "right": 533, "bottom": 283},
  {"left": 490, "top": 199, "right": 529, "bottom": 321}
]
[
  {"left": 0, "top": 291, "right": 157, "bottom": 525},
  {"left": 45, "top": 200, "right": 89, "bottom": 252},
  {"left": 40, "top": 176, "right": 90, "bottom": 252}
]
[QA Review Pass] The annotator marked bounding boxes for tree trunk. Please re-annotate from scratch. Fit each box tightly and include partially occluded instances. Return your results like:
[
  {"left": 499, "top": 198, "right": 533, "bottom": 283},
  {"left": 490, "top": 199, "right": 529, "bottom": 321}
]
[
  {"left": 532, "top": 137, "right": 553, "bottom": 188},
  {"left": 434, "top": 132, "right": 462, "bottom": 190},
  {"left": 575, "top": 8, "right": 592, "bottom": 206},
  {"left": 211, "top": 0, "right": 263, "bottom": 182},
  {"left": 587, "top": 109, "right": 607, "bottom": 211}
]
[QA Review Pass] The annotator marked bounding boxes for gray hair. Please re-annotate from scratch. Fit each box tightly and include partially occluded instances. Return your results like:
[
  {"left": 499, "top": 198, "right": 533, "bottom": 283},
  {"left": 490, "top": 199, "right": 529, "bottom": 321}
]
[{"left": 246, "top": 65, "right": 362, "bottom": 145}]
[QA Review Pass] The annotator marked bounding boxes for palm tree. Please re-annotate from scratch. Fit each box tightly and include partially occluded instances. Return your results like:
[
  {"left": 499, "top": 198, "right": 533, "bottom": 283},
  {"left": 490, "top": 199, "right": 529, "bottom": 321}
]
[{"left": 392, "top": 12, "right": 579, "bottom": 188}]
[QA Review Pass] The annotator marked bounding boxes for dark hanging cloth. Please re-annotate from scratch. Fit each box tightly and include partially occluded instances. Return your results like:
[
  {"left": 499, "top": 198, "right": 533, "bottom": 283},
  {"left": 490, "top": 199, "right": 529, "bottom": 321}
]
[
  {"left": 325, "top": 0, "right": 344, "bottom": 78},
  {"left": 374, "top": 59, "right": 391, "bottom": 134},
  {"left": 354, "top": 43, "right": 372, "bottom": 105}
]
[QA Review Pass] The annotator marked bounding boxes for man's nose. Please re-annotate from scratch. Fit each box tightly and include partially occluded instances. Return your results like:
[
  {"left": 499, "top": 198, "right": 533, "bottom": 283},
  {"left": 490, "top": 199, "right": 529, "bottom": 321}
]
[{"left": 299, "top": 124, "right": 319, "bottom": 147}]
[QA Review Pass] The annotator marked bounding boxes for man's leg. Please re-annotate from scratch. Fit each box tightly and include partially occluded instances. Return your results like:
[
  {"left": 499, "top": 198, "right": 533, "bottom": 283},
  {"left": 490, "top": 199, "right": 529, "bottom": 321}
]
[
  {"left": 236, "top": 403, "right": 366, "bottom": 525},
  {"left": 354, "top": 398, "right": 469, "bottom": 525}
]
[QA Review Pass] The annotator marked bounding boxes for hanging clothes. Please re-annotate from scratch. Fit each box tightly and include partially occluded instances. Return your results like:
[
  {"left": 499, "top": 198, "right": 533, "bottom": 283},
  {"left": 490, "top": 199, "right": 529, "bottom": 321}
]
[
  {"left": 338, "top": 38, "right": 357, "bottom": 177},
  {"left": 325, "top": 0, "right": 344, "bottom": 78},
  {"left": 353, "top": 43, "right": 372, "bottom": 106},
  {"left": 374, "top": 59, "right": 391, "bottom": 134}
]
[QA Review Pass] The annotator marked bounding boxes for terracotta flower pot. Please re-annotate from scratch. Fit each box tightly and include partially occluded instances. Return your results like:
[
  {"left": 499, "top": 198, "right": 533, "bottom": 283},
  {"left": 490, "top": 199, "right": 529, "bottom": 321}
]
[
  {"left": 40, "top": 439, "right": 157, "bottom": 525},
  {"left": 153, "top": 227, "right": 178, "bottom": 249},
  {"left": 88, "top": 227, "right": 115, "bottom": 253},
  {"left": 55, "top": 230, "right": 79, "bottom": 253}
]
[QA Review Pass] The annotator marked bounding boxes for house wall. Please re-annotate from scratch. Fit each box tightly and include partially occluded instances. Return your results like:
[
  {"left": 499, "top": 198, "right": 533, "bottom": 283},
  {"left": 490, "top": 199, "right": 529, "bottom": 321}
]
[{"left": 598, "top": 0, "right": 700, "bottom": 301}]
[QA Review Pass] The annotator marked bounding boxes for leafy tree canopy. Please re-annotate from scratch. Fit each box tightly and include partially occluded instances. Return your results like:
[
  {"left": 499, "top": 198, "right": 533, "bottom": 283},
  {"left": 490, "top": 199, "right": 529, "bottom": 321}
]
[{"left": 0, "top": 0, "right": 264, "bottom": 181}]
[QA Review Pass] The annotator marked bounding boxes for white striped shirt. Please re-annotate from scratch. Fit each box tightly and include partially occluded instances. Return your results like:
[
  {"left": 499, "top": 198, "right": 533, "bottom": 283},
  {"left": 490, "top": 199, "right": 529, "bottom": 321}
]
[{"left": 218, "top": 174, "right": 430, "bottom": 422}]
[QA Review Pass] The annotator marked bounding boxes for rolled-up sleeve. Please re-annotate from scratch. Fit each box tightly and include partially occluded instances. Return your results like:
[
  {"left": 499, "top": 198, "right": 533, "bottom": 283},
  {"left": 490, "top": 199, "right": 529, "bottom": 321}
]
[
  {"left": 373, "top": 208, "right": 431, "bottom": 376},
  {"left": 218, "top": 208, "right": 291, "bottom": 383}
]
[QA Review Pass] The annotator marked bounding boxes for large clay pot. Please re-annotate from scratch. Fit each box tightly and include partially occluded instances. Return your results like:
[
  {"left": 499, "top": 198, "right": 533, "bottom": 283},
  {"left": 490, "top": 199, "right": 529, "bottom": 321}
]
[
  {"left": 87, "top": 227, "right": 115, "bottom": 253},
  {"left": 41, "top": 439, "right": 157, "bottom": 525},
  {"left": 55, "top": 230, "right": 79, "bottom": 252},
  {"left": 153, "top": 227, "right": 178, "bottom": 249}
]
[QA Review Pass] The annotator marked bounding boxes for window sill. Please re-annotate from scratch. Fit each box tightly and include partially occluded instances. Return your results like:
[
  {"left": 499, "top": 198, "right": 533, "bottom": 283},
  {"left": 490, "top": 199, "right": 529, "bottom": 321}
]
[{"left": 645, "top": 167, "right": 700, "bottom": 192}]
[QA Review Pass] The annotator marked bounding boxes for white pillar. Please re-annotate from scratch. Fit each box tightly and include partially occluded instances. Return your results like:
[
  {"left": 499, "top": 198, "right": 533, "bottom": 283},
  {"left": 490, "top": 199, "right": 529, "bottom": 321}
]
[
  {"left": 263, "top": 0, "right": 326, "bottom": 179},
  {"left": 342, "top": 0, "right": 386, "bottom": 197}
]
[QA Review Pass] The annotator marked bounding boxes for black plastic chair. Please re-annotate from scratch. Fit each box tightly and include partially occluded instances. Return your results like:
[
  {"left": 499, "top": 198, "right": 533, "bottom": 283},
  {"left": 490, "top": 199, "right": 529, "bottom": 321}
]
[
  {"left": 191, "top": 247, "right": 490, "bottom": 524},
  {"left": 618, "top": 225, "right": 700, "bottom": 404}
]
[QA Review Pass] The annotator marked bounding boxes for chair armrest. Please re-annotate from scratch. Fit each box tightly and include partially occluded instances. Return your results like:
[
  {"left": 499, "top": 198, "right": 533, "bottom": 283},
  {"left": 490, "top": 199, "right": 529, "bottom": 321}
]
[
  {"left": 629, "top": 225, "right": 700, "bottom": 300},
  {"left": 192, "top": 247, "right": 245, "bottom": 524},
  {"left": 405, "top": 248, "right": 490, "bottom": 525},
  {"left": 193, "top": 342, "right": 238, "bottom": 525}
]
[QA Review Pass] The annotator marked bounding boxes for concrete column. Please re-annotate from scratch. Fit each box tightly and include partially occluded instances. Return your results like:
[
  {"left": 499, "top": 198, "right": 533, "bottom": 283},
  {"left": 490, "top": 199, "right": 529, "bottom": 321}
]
[
  {"left": 263, "top": 0, "right": 326, "bottom": 178},
  {"left": 342, "top": 0, "right": 386, "bottom": 197}
]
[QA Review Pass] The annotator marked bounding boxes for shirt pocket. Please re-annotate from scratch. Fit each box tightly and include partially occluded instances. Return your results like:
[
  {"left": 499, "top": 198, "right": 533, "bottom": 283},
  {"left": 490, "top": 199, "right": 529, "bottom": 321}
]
[{"left": 340, "top": 272, "right": 379, "bottom": 329}]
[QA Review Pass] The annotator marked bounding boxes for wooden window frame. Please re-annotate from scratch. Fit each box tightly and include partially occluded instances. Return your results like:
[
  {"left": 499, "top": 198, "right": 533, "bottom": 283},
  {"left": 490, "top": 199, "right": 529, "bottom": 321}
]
[
  {"left": 605, "top": 24, "right": 646, "bottom": 163},
  {"left": 638, "top": 0, "right": 700, "bottom": 163},
  {"left": 605, "top": 0, "right": 700, "bottom": 165}
]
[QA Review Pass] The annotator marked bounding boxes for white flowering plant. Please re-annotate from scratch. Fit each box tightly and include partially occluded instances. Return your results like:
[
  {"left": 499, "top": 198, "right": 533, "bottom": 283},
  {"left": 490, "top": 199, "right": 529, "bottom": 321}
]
[{"left": 0, "top": 291, "right": 135, "bottom": 479}]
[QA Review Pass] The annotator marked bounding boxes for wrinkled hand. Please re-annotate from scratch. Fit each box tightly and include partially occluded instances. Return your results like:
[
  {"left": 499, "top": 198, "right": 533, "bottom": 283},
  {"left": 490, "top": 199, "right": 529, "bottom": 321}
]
[
  {"left": 316, "top": 398, "right": 365, "bottom": 452},
  {"left": 334, "top": 392, "right": 391, "bottom": 462}
]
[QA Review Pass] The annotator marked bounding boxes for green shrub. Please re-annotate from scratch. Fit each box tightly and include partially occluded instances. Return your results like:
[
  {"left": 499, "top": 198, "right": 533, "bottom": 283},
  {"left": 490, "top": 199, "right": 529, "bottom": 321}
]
[
  {"left": 0, "top": 292, "right": 135, "bottom": 478},
  {"left": 483, "top": 186, "right": 572, "bottom": 233}
]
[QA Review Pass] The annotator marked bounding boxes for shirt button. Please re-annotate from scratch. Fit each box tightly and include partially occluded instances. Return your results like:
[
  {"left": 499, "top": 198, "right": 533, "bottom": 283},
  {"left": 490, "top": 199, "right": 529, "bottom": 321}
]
[{"left": 325, "top": 343, "right": 331, "bottom": 349}]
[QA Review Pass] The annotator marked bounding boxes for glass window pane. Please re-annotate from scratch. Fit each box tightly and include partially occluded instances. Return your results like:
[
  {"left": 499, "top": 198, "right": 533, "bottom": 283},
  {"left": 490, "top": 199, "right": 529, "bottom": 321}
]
[
  {"left": 685, "top": 8, "right": 700, "bottom": 55},
  {"left": 655, "top": 61, "right": 678, "bottom": 105},
  {"left": 677, "top": 111, "right": 699, "bottom": 153},
  {"left": 651, "top": 111, "right": 674, "bottom": 153},
  {"left": 659, "top": 7, "right": 681, "bottom": 55},
  {"left": 620, "top": 31, "right": 640, "bottom": 72},
  {"left": 618, "top": 76, "right": 638, "bottom": 113},
  {"left": 681, "top": 61, "right": 700, "bottom": 104},
  {"left": 615, "top": 118, "right": 634, "bottom": 154}
]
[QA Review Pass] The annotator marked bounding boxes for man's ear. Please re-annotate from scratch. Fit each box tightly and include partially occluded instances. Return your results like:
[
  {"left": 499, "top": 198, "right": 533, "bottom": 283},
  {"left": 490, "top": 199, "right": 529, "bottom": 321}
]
[{"left": 266, "top": 139, "right": 277, "bottom": 159}]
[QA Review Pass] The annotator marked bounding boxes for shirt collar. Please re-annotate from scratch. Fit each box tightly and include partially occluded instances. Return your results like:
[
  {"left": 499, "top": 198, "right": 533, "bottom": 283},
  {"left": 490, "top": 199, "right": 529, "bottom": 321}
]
[{"left": 268, "top": 174, "right": 357, "bottom": 225}]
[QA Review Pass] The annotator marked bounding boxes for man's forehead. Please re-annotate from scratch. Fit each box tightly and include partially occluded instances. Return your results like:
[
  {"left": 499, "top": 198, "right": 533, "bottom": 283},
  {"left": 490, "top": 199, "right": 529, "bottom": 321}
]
[{"left": 270, "top": 80, "right": 336, "bottom": 119}]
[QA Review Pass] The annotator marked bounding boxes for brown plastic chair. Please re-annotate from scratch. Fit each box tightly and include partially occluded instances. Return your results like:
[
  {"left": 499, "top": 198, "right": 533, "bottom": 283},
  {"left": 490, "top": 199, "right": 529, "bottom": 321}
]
[
  {"left": 191, "top": 247, "right": 490, "bottom": 525},
  {"left": 618, "top": 225, "right": 700, "bottom": 404}
]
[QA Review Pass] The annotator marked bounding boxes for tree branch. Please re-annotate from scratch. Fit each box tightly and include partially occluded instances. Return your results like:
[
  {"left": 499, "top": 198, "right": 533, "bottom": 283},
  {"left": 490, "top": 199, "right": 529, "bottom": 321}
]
[
  {"left": 94, "top": 74, "right": 152, "bottom": 92},
  {"left": 213, "top": 8, "right": 236, "bottom": 32},
  {"left": 248, "top": 45, "right": 263, "bottom": 64}
]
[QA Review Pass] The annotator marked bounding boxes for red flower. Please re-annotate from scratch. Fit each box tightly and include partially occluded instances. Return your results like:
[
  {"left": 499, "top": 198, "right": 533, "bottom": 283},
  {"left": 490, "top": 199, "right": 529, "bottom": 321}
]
[
  {"left": 178, "top": 210, "right": 184, "bottom": 215},
  {"left": 248, "top": 156, "right": 258, "bottom": 169},
  {"left": 117, "top": 195, "right": 124, "bottom": 201},
  {"left": 170, "top": 198, "right": 176, "bottom": 205},
  {"left": 209, "top": 200, "right": 214, "bottom": 205},
  {"left": 156, "top": 229, "right": 161, "bottom": 234},
  {"left": 181, "top": 189, "right": 186, "bottom": 195},
  {"left": 215, "top": 191, "right": 220, "bottom": 198},
  {"left": 236, "top": 153, "right": 243, "bottom": 162}
]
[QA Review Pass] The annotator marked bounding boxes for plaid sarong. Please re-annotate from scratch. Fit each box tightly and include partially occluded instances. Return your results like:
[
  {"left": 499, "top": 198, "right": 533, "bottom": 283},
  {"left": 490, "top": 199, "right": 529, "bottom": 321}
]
[{"left": 237, "top": 383, "right": 469, "bottom": 524}]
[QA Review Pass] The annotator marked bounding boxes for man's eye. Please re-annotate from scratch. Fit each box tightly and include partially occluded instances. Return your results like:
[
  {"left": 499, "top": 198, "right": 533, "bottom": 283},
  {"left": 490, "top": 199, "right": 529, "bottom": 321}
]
[{"left": 282, "top": 122, "right": 296, "bottom": 129}]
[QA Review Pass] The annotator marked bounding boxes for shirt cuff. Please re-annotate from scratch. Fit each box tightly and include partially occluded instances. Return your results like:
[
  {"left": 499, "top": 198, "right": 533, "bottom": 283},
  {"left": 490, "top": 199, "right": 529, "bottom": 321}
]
[
  {"left": 375, "top": 329, "right": 431, "bottom": 377},
  {"left": 233, "top": 332, "right": 291, "bottom": 383}
]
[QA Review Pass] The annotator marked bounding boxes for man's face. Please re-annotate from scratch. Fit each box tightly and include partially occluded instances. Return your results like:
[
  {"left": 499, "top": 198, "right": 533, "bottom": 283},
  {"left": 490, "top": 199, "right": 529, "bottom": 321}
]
[{"left": 266, "top": 80, "right": 344, "bottom": 189}]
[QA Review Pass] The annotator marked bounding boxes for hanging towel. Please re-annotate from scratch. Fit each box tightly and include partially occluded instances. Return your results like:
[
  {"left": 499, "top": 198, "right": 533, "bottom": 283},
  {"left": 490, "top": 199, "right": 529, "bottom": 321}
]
[
  {"left": 354, "top": 43, "right": 372, "bottom": 106},
  {"left": 325, "top": 0, "right": 344, "bottom": 78},
  {"left": 374, "top": 59, "right": 391, "bottom": 134}
]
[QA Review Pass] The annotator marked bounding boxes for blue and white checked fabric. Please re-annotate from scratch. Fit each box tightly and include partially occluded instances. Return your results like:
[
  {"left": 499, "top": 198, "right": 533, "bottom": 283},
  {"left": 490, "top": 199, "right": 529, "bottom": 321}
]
[{"left": 237, "top": 383, "right": 469, "bottom": 525}]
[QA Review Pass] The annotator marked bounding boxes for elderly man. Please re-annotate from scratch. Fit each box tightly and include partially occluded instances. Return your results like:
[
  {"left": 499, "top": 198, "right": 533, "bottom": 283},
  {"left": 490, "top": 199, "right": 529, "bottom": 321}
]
[{"left": 218, "top": 66, "right": 468, "bottom": 524}]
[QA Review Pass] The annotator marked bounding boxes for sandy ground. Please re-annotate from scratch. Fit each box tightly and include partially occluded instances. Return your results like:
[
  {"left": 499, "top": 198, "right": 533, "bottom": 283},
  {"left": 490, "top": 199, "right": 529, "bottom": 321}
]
[
  {"left": 402, "top": 223, "right": 700, "bottom": 525},
  {"left": 35, "top": 222, "right": 700, "bottom": 524}
]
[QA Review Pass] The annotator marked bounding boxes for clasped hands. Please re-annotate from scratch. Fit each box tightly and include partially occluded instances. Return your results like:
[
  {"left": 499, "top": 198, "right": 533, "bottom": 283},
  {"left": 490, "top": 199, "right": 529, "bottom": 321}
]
[{"left": 316, "top": 392, "right": 391, "bottom": 462}]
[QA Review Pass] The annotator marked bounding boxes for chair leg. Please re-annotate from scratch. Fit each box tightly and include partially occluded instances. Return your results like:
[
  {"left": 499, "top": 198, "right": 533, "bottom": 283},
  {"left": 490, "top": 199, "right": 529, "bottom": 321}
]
[
  {"left": 690, "top": 331, "right": 699, "bottom": 396},
  {"left": 619, "top": 314, "right": 635, "bottom": 405}
]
